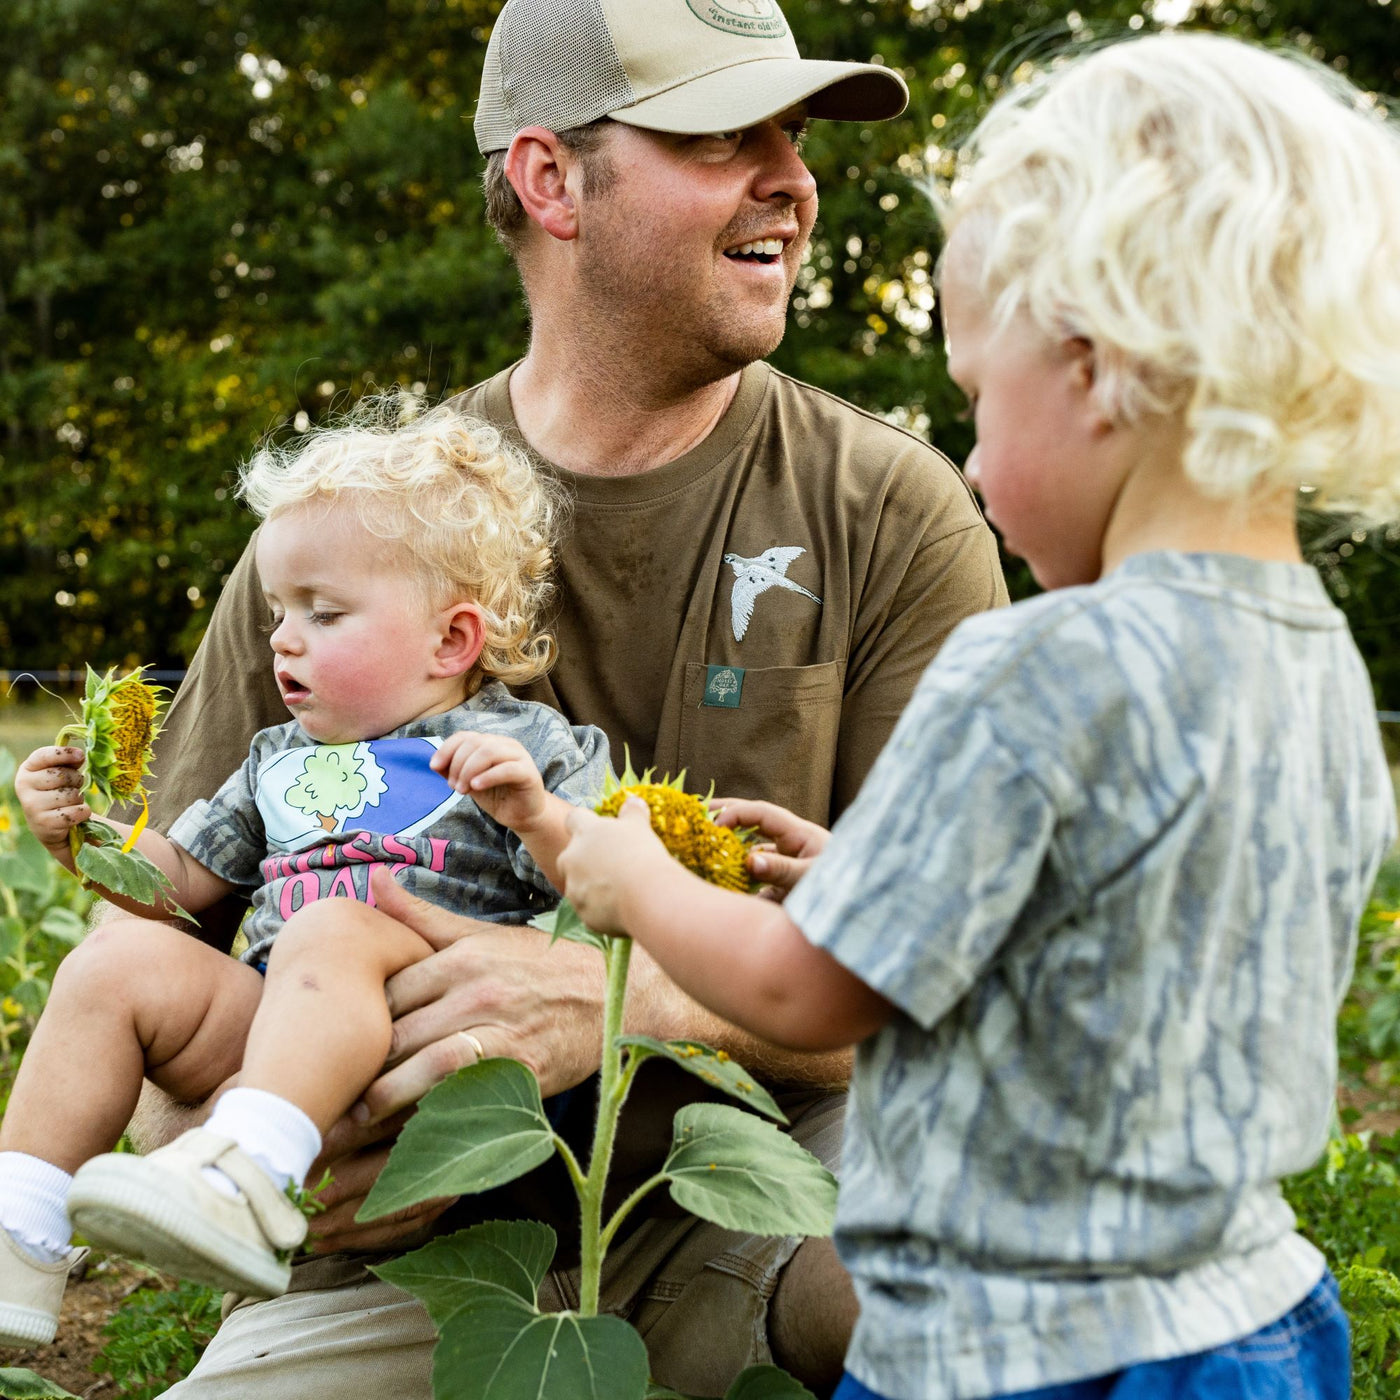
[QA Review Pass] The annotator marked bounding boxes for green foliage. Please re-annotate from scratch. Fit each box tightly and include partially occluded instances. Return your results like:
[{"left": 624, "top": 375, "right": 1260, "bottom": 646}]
[
  {"left": 1339, "top": 858, "right": 1400, "bottom": 1074},
  {"left": 532, "top": 899, "right": 607, "bottom": 953},
  {"left": 373, "top": 1220, "right": 560, "bottom": 1328},
  {"left": 360, "top": 911, "right": 835, "bottom": 1398},
  {"left": 358, "top": 1057, "right": 559, "bottom": 1221},
  {"left": 0, "top": 746, "right": 91, "bottom": 1093},
  {"left": 72, "top": 818, "right": 194, "bottom": 923},
  {"left": 663, "top": 1103, "right": 837, "bottom": 1237},
  {"left": 1339, "top": 1264, "right": 1400, "bottom": 1392},
  {"left": 89, "top": 1279, "right": 222, "bottom": 1400},
  {"left": 616, "top": 1036, "right": 788, "bottom": 1123},
  {"left": 1, "top": 1, "right": 1397, "bottom": 699},
  {"left": 1284, "top": 1129, "right": 1400, "bottom": 1397},
  {"left": 1285, "top": 1129, "right": 1400, "bottom": 1272},
  {"left": 0, "top": 1369, "right": 79, "bottom": 1398},
  {"left": 432, "top": 1295, "right": 649, "bottom": 1400}
]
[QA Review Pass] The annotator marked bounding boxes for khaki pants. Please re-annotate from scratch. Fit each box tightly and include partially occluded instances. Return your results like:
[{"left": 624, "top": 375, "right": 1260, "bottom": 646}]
[{"left": 163, "top": 1092, "right": 845, "bottom": 1399}]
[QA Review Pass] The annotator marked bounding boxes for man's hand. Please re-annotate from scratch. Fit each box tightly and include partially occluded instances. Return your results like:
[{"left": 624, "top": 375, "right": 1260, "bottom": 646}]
[
  {"left": 302, "top": 1107, "right": 457, "bottom": 1253},
  {"left": 430, "top": 732, "right": 549, "bottom": 835},
  {"left": 353, "top": 866, "right": 606, "bottom": 1124},
  {"left": 15, "top": 746, "right": 90, "bottom": 865},
  {"left": 710, "top": 796, "right": 829, "bottom": 900}
]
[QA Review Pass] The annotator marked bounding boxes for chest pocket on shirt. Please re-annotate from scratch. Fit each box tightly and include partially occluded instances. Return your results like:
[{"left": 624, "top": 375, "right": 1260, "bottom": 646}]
[{"left": 677, "top": 661, "right": 844, "bottom": 825}]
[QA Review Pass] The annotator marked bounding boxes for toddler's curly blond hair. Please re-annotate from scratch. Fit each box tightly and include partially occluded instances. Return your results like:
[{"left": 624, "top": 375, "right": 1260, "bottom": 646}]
[
  {"left": 238, "top": 395, "right": 564, "bottom": 686},
  {"left": 940, "top": 32, "right": 1400, "bottom": 523}
]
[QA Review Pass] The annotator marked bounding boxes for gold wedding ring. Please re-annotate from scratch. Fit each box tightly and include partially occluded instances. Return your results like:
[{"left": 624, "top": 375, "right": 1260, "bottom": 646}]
[{"left": 459, "top": 1030, "right": 486, "bottom": 1061}]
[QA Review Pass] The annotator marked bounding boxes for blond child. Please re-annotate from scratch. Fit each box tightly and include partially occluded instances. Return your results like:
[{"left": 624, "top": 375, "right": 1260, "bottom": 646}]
[
  {"left": 0, "top": 402, "right": 608, "bottom": 1346},
  {"left": 540, "top": 32, "right": 1399, "bottom": 1400}
]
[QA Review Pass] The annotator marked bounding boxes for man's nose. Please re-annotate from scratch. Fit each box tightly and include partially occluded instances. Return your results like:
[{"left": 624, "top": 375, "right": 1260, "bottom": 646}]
[{"left": 750, "top": 124, "right": 817, "bottom": 206}]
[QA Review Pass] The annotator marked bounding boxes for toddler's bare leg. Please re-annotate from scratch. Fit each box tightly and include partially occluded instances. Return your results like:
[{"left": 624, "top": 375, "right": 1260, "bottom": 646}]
[
  {"left": 237, "top": 901, "right": 433, "bottom": 1133},
  {"left": 0, "top": 919, "right": 263, "bottom": 1173}
]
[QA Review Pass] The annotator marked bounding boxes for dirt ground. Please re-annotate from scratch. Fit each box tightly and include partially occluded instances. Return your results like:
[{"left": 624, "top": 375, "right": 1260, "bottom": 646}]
[{"left": 4, "top": 1255, "right": 166, "bottom": 1398}]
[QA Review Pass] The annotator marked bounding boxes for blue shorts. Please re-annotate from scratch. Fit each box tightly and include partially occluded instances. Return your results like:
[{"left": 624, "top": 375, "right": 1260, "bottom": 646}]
[{"left": 833, "top": 1272, "right": 1349, "bottom": 1400}]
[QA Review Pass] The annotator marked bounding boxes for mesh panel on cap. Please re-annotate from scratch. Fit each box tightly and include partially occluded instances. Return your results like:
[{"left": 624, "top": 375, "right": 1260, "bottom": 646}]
[{"left": 499, "top": 0, "right": 634, "bottom": 136}]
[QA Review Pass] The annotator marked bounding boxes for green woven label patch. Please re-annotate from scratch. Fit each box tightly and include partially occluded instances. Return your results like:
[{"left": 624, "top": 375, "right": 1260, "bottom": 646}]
[{"left": 702, "top": 665, "right": 745, "bottom": 708}]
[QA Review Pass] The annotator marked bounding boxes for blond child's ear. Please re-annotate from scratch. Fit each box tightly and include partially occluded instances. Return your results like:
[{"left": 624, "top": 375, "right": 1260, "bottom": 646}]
[
  {"left": 505, "top": 127, "right": 582, "bottom": 243},
  {"left": 432, "top": 601, "right": 487, "bottom": 679},
  {"left": 1065, "top": 336, "right": 1114, "bottom": 436}
]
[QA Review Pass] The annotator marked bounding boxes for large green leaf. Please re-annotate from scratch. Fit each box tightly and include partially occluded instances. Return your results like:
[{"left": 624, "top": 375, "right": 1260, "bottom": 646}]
[
  {"left": 618, "top": 1036, "right": 787, "bottom": 1124},
  {"left": 371, "top": 1219, "right": 557, "bottom": 1328},
  {"left": 725, "top": 1366, "right": 818, "bottom": 1400},
  {"left": 72, "top": 823, "right": 194, "bottom": 922},
  {"left": 664, "top": 1104, "right": 837, "bottom": 1238},
  {"left": 358, "top": 1059, "right": 558, "bottom": 1221},
  {"left": 435, "top": 1296, "right": 649, "bottom": 1400},
  {"left": 530, "top": 898, "right": 606, "bottom": 953},
  {"left": 0, "top": 1370, "right": 80, "bottom": 1398}
]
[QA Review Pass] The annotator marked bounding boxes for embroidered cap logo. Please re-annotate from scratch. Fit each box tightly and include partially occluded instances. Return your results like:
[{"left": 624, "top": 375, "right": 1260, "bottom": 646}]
[{"left": 684, "top": 0, "right": 788, "bottom": 39}]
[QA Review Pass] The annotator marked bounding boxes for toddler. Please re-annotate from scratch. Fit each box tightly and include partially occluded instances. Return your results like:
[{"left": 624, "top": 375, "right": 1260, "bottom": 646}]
[
  {"left": 550, "top": 32, "right": 1400, "bottom": 1400},
  {"left": 0, "top": 400, "right": 609, "bottom": 1346}
]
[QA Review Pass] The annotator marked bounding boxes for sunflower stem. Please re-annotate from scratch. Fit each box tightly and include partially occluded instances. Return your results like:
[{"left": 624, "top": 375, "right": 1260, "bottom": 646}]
[{"left": 577, "top": 933, "right": 633, "bottom": 1317}]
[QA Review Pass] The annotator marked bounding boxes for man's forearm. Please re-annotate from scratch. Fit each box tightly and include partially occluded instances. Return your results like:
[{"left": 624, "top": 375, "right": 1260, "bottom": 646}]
[{"left": 622, "top": 944, "right": 851, "bottom": 1090}]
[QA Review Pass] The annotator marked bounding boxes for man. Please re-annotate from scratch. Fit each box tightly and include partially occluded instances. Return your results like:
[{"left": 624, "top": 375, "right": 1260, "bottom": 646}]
[{"left": 133, "top": 0, "right": 1006, "bottom": 1394}]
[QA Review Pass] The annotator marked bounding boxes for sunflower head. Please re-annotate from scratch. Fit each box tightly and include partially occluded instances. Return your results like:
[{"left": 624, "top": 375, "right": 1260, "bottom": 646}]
[
  {"left": 72, "top": 665, "right": 168, "bottom": 814},
  {"left": 595, "top": 754, "right": 756, "bottom": 894}
]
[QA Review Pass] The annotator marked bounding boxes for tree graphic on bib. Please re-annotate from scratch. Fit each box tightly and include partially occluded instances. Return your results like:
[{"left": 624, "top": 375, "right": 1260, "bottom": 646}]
[{"left": 287, "top": 748, "right": 372, "bottom": 832}]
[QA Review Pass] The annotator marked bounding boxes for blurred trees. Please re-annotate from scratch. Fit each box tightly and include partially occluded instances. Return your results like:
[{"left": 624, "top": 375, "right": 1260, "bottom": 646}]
[{"left": 2, "top": 0, "right": 1398, "bottom": 702}]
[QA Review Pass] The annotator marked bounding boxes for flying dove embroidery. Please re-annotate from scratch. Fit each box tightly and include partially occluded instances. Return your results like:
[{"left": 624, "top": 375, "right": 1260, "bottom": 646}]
[{"left": 723, "top": 547, "right": 822, "bottom": 642}]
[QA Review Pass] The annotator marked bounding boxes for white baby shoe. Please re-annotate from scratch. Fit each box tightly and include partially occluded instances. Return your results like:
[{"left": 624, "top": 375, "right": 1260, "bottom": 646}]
[
  {"left": 0, "top": 1227, "right": 87, "bottom": 1347},
  {"left": 67, "top": 1128, "right": 308, "bottom": 1298}
]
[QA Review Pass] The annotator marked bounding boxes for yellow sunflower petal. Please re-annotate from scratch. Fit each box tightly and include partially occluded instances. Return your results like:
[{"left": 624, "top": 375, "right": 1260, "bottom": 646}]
[{"left": 595, "top": 778, "right": 755, "bottom": 893}]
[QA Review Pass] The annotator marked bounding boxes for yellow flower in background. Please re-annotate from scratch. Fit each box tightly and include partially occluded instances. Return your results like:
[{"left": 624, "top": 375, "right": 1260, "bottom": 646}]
[
  {"left": 595, "top": 758, "right": 756, "bottom": 894},
  {"left": 0, "top": 802, "right": 11, "bottom": 834},
  {"left": 1, "top": 997, "right": 22, "bottom": 1019}
]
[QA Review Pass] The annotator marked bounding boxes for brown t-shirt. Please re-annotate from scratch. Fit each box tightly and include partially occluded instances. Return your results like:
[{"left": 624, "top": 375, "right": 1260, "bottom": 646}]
[
  {"left": 148, "top": 360, "right": 1004, "bottom": 836},
  {"left": 138, "top": 360, "right": 1006, "bottom": 1260}
]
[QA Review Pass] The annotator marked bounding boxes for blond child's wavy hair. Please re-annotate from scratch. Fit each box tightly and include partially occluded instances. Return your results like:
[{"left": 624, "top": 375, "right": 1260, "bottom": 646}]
[
  {"left": 238, "top": 396, "right": 564, "bottom": 686},
  {"left": 939, "top": 31, "right": 1400, "bottom": 523}
]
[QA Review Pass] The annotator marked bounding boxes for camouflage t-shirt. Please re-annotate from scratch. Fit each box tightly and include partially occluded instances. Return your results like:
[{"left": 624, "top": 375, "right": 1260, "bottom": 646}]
[
  {"left": 786, "top": 551, "right": 1396, "bottom": 1399},
  {"left": 168, "top": 683, "right": 611, "bottom": 967}
]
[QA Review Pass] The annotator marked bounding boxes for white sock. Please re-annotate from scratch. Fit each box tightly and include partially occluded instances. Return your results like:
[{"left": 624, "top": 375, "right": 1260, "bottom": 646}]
[
  {"left": 0, "top": 1152, "right": 73, "bottom": 1262},
  {"left": 202, "top": 1089, "right": 322, "bottom": 1200}
]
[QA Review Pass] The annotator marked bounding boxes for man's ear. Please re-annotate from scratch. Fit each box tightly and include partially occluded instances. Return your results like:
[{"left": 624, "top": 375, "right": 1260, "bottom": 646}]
[
  {"left": 505, "top": 127, "right": 582, "bottom": 242},
  {"left": 432, "top": 601, "right": 487, "bottom": 678}
]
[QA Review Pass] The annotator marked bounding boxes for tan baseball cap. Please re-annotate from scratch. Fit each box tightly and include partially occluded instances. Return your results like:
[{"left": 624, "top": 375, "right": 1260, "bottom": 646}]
[{"left": 473, "top": 0, "right": 909, "bottom": 155}]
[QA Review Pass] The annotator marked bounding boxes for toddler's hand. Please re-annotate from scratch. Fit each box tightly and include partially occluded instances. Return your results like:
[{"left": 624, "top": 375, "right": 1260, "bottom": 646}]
[
  {"left": 558, "top": 798, "right": 669, "bottom": 935},
  {"left": 432, "top": 731, "right": 547, "bottom": 834},
  {"left": 708, "top": 796, "right": 828, "bottom": 900},
  {"left": 15, "top": 747, "right": 90, "bottom": 860}
]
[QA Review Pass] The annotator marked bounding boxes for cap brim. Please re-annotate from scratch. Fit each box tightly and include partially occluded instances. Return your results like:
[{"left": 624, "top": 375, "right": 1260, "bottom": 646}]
[{"left": 608, "top": 57, "right": 908, "bottom": 134}]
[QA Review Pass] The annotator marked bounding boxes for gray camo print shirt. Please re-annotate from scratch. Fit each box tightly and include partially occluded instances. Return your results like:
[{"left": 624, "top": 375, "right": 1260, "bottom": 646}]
[
  {"left": 786, "top": 551, "right": 1395, "bottom": 1399},
  {"left": 169, "top": 682, "right": 611, "bottom": 966}
]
